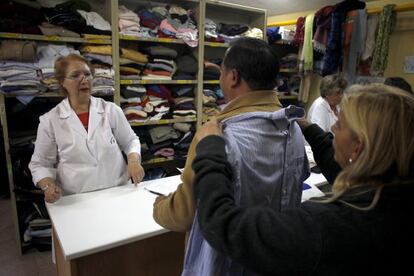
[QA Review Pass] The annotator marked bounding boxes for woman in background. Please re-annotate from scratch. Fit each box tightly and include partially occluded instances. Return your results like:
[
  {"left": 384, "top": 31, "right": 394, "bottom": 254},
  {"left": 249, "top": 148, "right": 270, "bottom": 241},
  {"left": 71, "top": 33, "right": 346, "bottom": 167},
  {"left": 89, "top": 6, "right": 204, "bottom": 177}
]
[{"left": 308, "top": 74, "right": 348, "bottom": 132}]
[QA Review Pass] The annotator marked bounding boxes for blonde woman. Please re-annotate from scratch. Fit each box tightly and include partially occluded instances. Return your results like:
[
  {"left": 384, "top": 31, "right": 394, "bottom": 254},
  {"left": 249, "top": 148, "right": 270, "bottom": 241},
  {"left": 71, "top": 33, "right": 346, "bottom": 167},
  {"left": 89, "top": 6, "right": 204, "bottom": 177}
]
[{"left": 191, "top": 84, "right": 414, "bottom": 275}]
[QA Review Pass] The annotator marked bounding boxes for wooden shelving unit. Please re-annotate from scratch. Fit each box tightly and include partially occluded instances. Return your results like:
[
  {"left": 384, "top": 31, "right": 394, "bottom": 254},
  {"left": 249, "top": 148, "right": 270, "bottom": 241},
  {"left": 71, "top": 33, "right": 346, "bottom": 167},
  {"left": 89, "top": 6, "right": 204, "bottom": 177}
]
[{"left": 0, "top": 0, "right": 268, "bottom": 254}]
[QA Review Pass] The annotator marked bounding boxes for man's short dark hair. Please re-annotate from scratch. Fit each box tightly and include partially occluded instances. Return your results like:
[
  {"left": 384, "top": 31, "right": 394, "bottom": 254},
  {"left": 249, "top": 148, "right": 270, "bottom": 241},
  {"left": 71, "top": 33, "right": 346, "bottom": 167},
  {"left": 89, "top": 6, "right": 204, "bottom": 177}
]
[
  {"left": 223, "top": 37, "right": 279, "bottom": 90},
  {"left": 384, "top": 77, "right": 413, "bottom": 94}
]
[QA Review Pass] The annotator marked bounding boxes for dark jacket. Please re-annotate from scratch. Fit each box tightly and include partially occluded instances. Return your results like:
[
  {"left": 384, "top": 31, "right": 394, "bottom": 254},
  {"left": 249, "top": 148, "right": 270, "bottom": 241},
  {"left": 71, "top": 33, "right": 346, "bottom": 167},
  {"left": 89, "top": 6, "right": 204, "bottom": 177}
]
[
  {"left": 193, "top": 135, "right": 414, "bottom": 276},
  {"left": 303, "top": 123, "right": 341, "bottom": 184}
]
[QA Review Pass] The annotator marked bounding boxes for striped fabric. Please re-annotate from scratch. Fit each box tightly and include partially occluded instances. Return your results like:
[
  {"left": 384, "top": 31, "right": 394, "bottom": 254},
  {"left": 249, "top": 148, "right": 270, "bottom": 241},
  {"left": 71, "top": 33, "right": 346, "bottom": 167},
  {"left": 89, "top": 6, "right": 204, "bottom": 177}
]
[{"left": 182, "top": 106, "right": 310, "bottom": 276}]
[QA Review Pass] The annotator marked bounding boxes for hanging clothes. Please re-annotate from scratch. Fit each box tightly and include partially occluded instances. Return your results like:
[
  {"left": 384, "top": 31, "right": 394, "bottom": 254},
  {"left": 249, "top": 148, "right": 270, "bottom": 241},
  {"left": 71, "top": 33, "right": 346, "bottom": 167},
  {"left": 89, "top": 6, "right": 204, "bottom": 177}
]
[
  {"left": 292, "top": 17, "right": 305, "bottom": 46},
  {"left": 343, "top": 9, "right": 367, "bottom": 83},
  {"left": 321, "top": 0, "right": 366, "bottom": 76},
  {"left": 302, "top": 14, "right": 315, "bottom": 71},
  {"left": 371, "top": 4, "right": 397, "bottom": 74},
  {"left": 361, "top": 14, "right": 380, "bottom": 61},
  {"left": 313, "top": 6, "right": 334, "bottom": 54},
  {"left": 358, "top": 14, "right": 379, "bottom": 76},
  {"left": 298, "top": 71, "right": 314, "bottom": 103}
]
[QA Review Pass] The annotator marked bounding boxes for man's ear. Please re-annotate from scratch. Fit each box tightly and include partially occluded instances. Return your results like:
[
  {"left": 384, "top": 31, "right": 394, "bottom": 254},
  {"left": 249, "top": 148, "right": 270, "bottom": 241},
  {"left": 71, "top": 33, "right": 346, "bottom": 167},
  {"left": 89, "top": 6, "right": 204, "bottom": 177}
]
[{"left": 230, "top": 69, "right": 241, "bottom": 88}]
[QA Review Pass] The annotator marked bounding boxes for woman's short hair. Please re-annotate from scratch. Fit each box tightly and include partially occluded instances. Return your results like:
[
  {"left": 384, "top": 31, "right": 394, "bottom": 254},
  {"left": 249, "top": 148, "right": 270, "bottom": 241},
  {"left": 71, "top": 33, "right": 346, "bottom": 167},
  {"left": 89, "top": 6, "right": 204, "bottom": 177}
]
[
  {"left": 320, "top": 74, "right": 348, "bottom": 98},
  {"left": 54, "top": 54, "right": 93, "bottom": 95},
  {"left": 384, "top": 77, "right": 413, "bottom": 94},
  {"left": 331, "top": 84, "right": 414, "bottom": 209}
]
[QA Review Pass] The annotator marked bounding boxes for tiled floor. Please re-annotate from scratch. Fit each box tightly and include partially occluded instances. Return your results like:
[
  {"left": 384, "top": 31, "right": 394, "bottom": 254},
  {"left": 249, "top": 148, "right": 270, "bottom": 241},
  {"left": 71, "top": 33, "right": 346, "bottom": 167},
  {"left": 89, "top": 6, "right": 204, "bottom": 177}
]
[{"left": 0, "top": 198, "right": 56, "bottom": 276}]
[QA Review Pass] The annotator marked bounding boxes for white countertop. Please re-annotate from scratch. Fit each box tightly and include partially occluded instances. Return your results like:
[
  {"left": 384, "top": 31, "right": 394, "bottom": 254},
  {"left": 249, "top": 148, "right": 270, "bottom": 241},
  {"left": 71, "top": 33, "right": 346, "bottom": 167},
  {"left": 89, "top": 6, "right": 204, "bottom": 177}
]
[
  {"left": 305, "top": 172, "right": 328, "bottom": 187},
  {"left": 47, "top": 172, "right": 328, "bottom": 261},
  {"left": 302, "top": 172, "right": 327, "bottom": 202},
  {"left": 46, "top": 175, "right": 182, "bottom": 261}
]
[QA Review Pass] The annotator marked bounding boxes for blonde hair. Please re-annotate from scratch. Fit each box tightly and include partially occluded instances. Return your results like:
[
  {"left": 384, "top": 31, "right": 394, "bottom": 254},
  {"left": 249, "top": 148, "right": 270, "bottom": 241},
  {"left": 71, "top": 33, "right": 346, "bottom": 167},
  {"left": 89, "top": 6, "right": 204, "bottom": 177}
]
[
  {"left": 54, "top": 54, "right": 94, "bottom": 95},
  {"left": 320, "top": 74, "right": 348, "bottom": 98},
  {"left": 325, "top": 84, "right": 414, "bottom": 209}
]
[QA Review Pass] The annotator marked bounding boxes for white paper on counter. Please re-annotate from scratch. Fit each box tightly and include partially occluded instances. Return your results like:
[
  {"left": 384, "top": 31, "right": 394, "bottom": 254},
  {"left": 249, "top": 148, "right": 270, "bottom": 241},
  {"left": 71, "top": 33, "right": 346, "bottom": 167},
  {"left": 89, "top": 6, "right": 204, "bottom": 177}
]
[{"left": 144, "top": 176, "right": 181, "bottom": 196}]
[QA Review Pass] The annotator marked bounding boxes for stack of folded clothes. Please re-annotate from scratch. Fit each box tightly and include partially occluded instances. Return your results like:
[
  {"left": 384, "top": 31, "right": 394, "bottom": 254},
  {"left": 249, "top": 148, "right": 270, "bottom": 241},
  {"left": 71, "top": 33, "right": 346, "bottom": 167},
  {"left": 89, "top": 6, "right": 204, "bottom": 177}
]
[
  {"left": 120, "top": 47, "right": 149, "bottom": 79},
  {"left": 204, "top": 18, "right": 263, "bottom": 43},
  {"left": 79, "top": 45, "right": 115, "bottom": 95},
  {"left": 0, "top": 0, "right": 112, "bottom": 37},
  {"left": 121, "top": 83, "right": 197, "bottom": 123},
  {"left": 142, "top": 46, "right": 178, "bottom": 80},
  {"left": 133, "top": 122, "right": 195, "bottom": 162},
  {"left": 202, "top": 85, "right": 225, "bottom": 121},
  {"left": 174, "top": 54, "right": 198, "bottom": 80}
]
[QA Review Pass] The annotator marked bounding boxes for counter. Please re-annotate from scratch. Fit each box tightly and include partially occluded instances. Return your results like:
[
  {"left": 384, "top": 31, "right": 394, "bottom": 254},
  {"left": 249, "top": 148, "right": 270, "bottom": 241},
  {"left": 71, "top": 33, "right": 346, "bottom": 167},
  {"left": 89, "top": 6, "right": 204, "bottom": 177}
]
[
  {"left": 47, "top": 172, "right": 327, "bottom": 275},
  {"left": 47, "top": 175, "right": 184, "bottom": 276}
]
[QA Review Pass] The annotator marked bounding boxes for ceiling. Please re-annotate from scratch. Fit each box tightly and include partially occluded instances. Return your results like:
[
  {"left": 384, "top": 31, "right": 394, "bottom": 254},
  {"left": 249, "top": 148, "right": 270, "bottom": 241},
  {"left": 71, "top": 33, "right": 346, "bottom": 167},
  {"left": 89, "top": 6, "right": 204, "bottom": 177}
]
[{"left": 223, "top": 0, "right": 373, "bottom": 16}]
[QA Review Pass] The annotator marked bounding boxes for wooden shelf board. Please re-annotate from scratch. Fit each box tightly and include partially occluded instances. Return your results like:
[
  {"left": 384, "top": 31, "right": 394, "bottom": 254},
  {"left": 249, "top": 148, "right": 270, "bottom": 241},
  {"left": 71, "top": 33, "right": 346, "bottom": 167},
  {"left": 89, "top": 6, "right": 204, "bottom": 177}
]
[
  {"left": 204, "top": 42, "right": 229, "bottom": 48},
  {"left": 0, "top": 32, "right": 111, "bottom": 44},
  {"left": 120, "top": 35, "right": 186, "bottom": 44}
]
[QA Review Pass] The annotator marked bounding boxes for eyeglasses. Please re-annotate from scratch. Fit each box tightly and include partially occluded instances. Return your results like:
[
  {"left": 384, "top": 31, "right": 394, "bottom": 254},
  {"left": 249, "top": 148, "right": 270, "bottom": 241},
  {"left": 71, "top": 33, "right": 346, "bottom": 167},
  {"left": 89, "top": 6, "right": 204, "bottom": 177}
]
[
  {"left": 329, "top": 89, "right": 343, "bottom": 96},
  {"left": 65, "top": 71, "right": 93, "bottom": 81}
]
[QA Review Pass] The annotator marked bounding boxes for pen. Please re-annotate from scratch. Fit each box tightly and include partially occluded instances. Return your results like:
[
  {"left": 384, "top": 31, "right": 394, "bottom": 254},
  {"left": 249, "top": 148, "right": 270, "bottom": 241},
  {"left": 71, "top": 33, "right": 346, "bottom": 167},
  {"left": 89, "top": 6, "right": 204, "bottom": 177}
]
[
  {"left": 131, "top": 178, "right": 137, "bottom": 187},
  {"left": 148, "top": 190, "right": 165, "bottom": 196}
]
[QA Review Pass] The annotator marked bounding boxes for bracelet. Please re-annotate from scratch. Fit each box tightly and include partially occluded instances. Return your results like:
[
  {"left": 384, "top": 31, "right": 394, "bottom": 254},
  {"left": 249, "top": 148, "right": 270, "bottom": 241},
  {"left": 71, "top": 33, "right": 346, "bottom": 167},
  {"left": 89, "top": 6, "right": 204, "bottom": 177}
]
[{"left": 40, "top": 184, "right": 49, "bottom": 191}]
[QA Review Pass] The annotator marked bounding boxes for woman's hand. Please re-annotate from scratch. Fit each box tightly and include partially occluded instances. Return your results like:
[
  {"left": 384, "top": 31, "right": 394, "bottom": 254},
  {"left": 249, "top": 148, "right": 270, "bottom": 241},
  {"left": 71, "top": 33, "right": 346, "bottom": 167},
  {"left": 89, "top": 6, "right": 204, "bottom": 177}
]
[
  {"left": 127, "top": 153, "right": 145, "bottom": 186},
  {"left": 43, "top": 183, "right": 62, "bottom": 203},
  {"left": 38, "top": 178, "right": 62, "bottom": 203},
  {"left": 195, "top": 117, "right": 222, "bottom": 142},
  {"left": 128, "top": 161, "right": 145, "bottom": 186},
  {"left": 296, "top": 118, "right": 313, "bottom": 131}
]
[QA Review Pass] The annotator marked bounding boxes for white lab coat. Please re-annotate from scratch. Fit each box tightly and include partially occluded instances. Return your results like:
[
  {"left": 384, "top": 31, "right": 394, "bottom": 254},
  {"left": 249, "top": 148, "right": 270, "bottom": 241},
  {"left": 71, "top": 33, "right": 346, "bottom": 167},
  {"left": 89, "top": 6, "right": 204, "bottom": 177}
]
[
  {"left": 29, "top": 96, "right": 141, "bottom": 195},
  {"left": 307, "top": 96, "right": 339, "bottom": 132}
]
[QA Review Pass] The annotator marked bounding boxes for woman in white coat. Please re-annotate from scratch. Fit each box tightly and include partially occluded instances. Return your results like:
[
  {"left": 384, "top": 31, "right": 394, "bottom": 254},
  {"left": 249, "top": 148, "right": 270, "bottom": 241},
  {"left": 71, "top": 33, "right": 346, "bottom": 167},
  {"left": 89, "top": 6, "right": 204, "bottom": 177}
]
[
  {"left": 29, "top": 54, "right": 144, "bottom": 203},
  {"left": 308, "top": 74, "right": 348, "bottom": 132}
]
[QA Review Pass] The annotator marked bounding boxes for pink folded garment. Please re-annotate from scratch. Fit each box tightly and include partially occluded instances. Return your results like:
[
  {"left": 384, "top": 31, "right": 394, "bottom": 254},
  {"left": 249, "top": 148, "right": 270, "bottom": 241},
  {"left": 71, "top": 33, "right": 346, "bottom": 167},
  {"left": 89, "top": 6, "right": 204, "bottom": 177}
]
[{"left": 154, "top": 148, "right": 175, "bottom": 157}]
